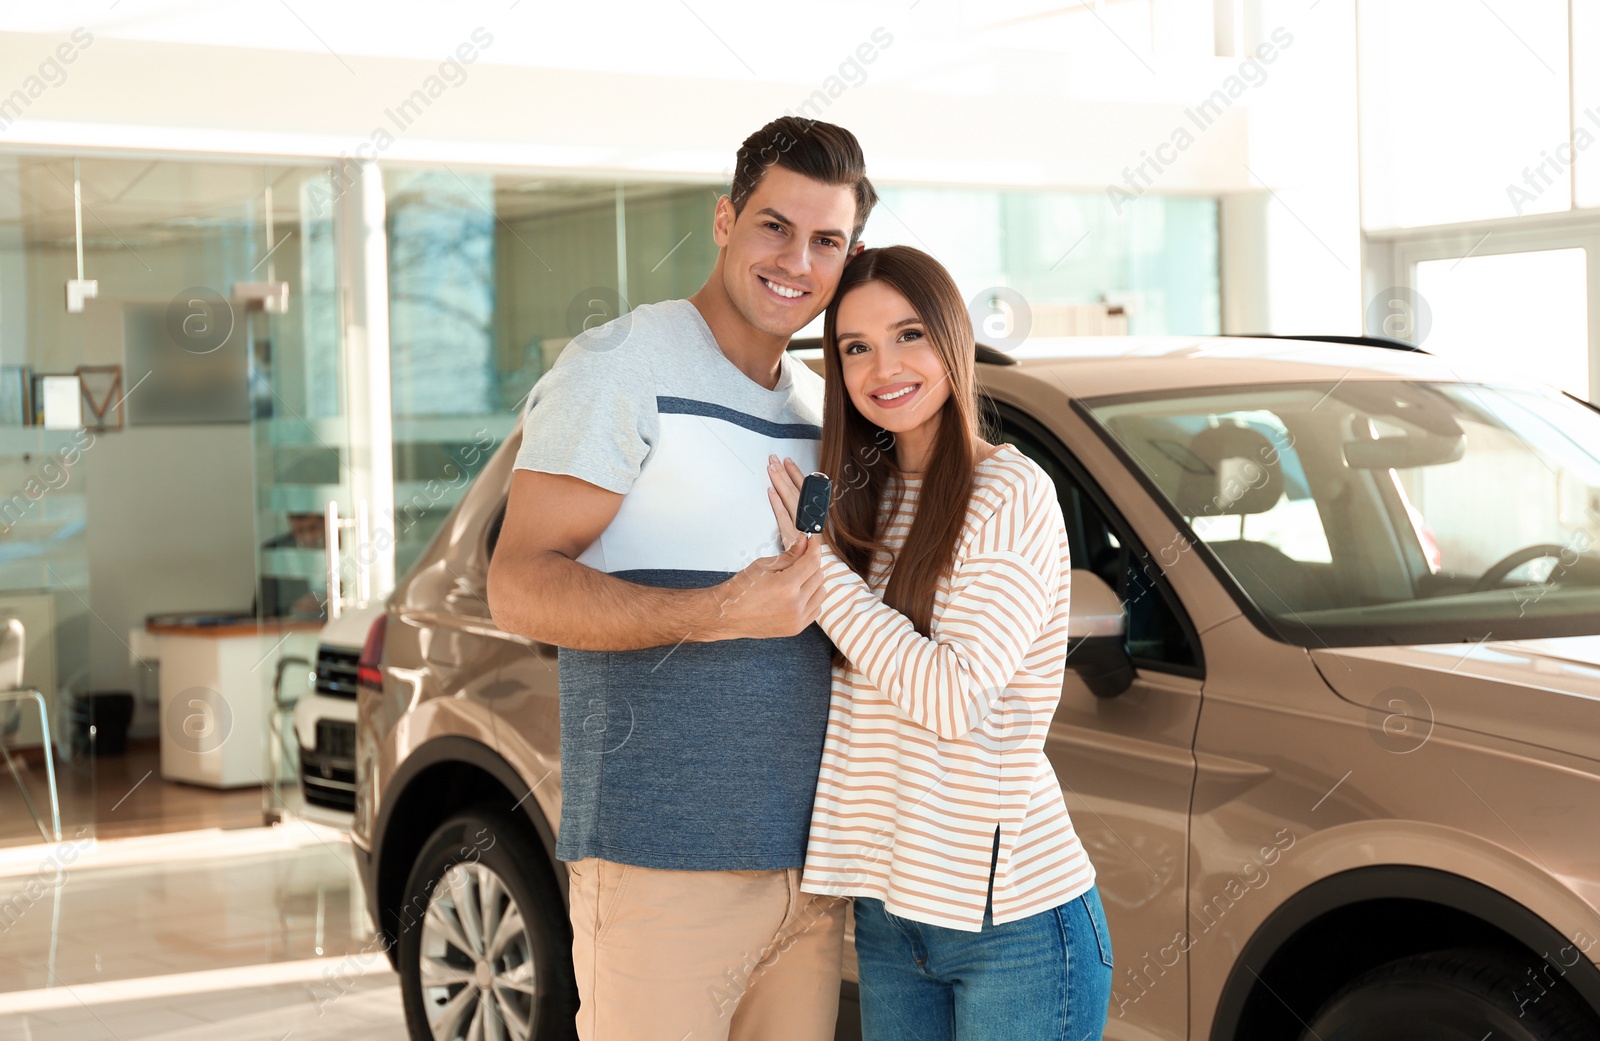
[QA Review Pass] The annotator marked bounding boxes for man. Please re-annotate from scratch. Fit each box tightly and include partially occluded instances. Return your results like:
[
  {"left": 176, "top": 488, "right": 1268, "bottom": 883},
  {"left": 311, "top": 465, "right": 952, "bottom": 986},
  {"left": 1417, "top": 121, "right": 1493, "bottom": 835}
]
[{"left": 486, "top": 117, "right": 876, "bottom": 1041}]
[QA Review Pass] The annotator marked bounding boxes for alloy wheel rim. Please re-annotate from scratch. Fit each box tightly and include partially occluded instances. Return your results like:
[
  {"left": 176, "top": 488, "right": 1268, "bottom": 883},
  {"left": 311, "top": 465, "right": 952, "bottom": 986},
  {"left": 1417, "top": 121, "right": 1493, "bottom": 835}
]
[{"left": 419, "top": 861, "right": 537, "bottom": 1041}]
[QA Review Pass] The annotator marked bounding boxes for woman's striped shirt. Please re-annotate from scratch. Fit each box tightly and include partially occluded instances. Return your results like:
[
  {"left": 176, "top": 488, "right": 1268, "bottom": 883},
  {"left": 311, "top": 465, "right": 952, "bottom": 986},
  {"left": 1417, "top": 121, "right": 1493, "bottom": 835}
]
[{"left": 799, "top": 442, "right": 1096, "bottom": 932}]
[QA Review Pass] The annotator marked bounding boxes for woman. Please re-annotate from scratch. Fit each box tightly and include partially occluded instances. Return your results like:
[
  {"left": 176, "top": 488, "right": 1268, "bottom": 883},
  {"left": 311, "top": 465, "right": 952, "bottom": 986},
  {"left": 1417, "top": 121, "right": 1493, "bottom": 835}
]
[{"left": 765, "top": 245, "right": 1112, "bottom": 1040}]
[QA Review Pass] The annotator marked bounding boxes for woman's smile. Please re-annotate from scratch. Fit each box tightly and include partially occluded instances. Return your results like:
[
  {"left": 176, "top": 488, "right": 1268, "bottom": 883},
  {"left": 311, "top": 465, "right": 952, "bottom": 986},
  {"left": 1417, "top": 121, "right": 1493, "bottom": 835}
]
[{"left": 868, "top": 381, "right": 922, "bottom": 408}]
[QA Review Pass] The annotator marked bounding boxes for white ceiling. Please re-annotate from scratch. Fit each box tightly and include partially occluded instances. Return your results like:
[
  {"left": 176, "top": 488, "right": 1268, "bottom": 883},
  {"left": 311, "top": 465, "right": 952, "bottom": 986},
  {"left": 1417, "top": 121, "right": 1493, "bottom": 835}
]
[{"left": 0, "top": 0, "right": 1184, "bottom": 86}]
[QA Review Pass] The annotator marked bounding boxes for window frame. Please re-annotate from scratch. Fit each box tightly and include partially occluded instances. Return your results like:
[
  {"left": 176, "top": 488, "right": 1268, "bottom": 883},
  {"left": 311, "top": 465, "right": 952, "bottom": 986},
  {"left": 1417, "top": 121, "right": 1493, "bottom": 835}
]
[{"left": 1368, "top": 214, "right": 1600, "bottom": 403}]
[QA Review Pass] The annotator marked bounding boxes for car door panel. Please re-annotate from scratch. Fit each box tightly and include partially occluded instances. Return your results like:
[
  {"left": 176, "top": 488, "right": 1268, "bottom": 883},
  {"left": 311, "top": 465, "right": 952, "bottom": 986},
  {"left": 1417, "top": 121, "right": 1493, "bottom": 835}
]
[{"left": 1049, "top": 671, "right": 1202, "bottom": 1041}]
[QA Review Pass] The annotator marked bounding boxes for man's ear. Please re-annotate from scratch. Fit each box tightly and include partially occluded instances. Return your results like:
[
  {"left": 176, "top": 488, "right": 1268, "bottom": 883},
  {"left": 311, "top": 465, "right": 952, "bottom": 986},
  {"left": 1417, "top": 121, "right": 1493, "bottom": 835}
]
[
  {"left": 713, "top": 195, "right": 735, "bottom": 248},
  {"left": 848, "top": 240, "right": 866, "bottom": 258}
]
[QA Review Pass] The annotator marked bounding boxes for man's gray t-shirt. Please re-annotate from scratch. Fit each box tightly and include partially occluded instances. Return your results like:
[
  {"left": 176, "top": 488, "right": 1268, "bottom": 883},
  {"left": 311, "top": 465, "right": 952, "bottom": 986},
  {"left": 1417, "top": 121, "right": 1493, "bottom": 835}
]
[{"left": 513, "top": 298, "right": 833, "bottom": 870}]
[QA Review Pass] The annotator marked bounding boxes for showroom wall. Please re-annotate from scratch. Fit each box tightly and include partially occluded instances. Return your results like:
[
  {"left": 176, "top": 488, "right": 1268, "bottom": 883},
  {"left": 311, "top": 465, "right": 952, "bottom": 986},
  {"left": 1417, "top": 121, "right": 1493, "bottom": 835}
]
[{"left": 0, "top": 0, "right": 1364, "bottom": 336}]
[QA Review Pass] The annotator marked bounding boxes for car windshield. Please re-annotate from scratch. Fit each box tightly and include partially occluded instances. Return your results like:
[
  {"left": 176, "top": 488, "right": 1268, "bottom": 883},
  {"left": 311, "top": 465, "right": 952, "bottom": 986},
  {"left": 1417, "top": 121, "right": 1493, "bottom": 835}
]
[{"left": 1084, "top": 380, "right": 1600, "bottom": 647}]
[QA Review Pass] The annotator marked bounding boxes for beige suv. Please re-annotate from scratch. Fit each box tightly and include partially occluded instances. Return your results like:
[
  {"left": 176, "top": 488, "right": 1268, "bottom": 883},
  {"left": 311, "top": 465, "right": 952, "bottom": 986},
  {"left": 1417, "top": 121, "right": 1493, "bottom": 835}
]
[{"left": 354, "top": 334, "right": 1600, "bottom": 1041}]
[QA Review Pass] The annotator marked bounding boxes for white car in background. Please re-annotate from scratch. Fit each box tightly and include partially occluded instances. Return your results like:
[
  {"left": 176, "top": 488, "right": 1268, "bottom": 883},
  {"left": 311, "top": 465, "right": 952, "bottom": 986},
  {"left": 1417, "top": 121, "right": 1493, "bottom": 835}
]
[{"left": 294, "top": 601, "right": 386, "bottom": 826}]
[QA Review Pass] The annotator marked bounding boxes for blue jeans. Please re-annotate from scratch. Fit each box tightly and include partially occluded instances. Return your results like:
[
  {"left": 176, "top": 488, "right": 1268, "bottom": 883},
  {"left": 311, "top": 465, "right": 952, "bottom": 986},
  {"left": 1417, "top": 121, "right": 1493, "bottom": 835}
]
[{"left": 852, "top": 886, "right": 1114, "bottom": 1041}]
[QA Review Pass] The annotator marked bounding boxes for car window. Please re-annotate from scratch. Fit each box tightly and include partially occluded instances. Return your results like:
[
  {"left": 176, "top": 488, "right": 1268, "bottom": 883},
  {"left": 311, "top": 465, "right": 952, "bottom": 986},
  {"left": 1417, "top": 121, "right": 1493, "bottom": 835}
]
[
  {"left": 1083, "top": 380, "right": 1600, "bottom": 646},
  {"left": 1178, "top": 411, "right": 1333, "bottom": 565},
  {"left": 997, "top": 408, "right": 1201, "bottom": 673}
]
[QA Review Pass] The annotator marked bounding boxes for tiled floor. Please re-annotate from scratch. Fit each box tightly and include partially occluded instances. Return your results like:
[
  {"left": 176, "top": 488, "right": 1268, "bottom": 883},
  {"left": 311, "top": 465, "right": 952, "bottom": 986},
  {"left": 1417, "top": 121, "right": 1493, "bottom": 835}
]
[
  {"left": 0, "top": 976, "right": 405, "bottom": 1041},
  {"left": 0, "top": 822, "right": 406, "bottom": 1039},
  {"left": 0, "top": 742, "right": 265, "bottom": 849}
]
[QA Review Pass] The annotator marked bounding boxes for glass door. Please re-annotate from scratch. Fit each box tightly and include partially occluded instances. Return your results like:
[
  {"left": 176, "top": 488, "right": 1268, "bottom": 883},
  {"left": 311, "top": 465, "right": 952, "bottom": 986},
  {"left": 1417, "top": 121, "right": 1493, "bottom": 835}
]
[
  {"left": 250, "top": 161, "right": 393, "bottom": 830},
  {"left": 248, "top": 166, "right": 346, "bottom": 826}
]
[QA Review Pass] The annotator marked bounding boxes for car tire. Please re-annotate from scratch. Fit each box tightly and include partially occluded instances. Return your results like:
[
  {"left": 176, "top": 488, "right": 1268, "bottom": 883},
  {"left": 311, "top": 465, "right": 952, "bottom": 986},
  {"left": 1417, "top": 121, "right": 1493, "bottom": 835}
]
[
  {"left": 397, "top": 808, "right": 578, "bottom": 1041},
  {"left": 1300, "top": 947, "right": 1598, "bottom": 1041}
]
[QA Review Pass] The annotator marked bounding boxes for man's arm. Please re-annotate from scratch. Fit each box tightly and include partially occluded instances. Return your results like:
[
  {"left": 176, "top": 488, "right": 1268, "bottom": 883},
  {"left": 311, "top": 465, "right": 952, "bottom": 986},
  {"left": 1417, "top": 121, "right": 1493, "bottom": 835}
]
[{"left": 486, "top": 468, "right": 824, "bottom": 651}]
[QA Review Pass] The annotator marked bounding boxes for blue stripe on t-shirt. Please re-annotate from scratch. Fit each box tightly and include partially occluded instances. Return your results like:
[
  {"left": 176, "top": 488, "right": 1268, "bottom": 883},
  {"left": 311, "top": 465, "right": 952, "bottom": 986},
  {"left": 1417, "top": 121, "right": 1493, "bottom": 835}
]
[
  {"left": 657, "top": 396, "right": 823, "bottom": 441},
  {"left": 553, "top": 564, "right": 834, "bottom": 870}
]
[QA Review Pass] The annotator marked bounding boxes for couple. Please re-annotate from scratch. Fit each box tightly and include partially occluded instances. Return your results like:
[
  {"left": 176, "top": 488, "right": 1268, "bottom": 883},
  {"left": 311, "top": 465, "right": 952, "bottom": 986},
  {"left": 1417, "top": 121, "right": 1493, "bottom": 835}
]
[{"left": 490, "top": 116, "right": 1112, "bottom": 1041}]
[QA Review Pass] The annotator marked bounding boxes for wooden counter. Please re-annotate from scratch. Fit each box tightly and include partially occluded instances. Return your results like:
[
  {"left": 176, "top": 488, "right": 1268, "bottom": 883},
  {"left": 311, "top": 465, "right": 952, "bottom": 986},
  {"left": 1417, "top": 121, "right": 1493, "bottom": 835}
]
[{"left": 144, "top": 616, "right": 323, "bottom": 789}]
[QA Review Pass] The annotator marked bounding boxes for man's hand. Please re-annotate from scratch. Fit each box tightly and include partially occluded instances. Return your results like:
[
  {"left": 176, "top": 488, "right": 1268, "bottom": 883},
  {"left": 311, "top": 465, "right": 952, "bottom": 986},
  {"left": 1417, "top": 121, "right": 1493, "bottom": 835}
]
[
  {"left": 709, "top": 533, "right": 825, "bottom": 640},
  {"left": 490, "top": 465, "right": 828, "bottom": 650}
]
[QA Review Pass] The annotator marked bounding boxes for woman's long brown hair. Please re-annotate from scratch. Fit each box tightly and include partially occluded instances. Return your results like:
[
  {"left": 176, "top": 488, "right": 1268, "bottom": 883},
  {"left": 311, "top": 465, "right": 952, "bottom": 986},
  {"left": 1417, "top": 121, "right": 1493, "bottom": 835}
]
[{"left": 819, "top": 245, "right": 983, "bottom": 668}]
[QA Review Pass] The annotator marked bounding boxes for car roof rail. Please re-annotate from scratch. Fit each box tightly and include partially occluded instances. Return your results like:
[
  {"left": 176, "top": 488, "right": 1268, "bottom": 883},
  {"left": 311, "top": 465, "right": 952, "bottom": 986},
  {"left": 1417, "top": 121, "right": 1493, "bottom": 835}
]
[
  {"left": 1247, "top": 333, "right": 1429, "bottom": 354},
  {"left": 787, "top": 337, "right": 1019, "bottom": 366}
]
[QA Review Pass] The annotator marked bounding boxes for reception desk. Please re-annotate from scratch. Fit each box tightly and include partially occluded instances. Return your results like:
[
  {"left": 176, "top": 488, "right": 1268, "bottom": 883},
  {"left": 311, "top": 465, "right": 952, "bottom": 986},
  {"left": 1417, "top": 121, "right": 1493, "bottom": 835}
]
[{"left": 144, "top": 617, "right": 322, "bottom": 789}]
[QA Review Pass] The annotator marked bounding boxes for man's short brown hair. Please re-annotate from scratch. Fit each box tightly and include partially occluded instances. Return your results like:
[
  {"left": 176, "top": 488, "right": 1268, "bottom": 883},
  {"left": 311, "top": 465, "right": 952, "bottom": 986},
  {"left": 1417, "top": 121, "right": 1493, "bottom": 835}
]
[{"left": 729, "top": 117, "right": 877, "bottom": 244}]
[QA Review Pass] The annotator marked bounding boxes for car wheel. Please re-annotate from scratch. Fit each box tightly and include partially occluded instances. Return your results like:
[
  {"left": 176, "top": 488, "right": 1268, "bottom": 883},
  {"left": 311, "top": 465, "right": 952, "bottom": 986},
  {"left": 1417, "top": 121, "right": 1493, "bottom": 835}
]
[
  {"left": 397, "top": 808, "right": 577, "bottom": 1041},
  {"left": 1300, "top": 947, "right": 1598, "bottom": 1041}
]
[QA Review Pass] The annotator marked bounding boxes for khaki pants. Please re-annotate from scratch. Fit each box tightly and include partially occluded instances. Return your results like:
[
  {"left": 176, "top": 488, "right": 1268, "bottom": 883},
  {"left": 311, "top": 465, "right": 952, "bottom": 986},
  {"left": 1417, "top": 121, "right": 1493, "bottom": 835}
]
[{"left": 566, "top": 857, "right": 847, "bottom": 1041}]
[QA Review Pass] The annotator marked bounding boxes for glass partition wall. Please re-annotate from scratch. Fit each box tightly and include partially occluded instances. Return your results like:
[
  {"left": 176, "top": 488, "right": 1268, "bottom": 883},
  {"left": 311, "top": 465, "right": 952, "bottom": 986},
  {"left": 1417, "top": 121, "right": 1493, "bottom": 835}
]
[
  {"left": 0, "top": 153, "right": 97, "bottom": 849},
  {"left": 380, "top": 170, "right": 1221, "bottom": 569},
  {"left": 379, "top": 172, "right": 728, "bottom": 576},
  {"left": 0, "top": 153, "right": 350, "bottom": 849}
]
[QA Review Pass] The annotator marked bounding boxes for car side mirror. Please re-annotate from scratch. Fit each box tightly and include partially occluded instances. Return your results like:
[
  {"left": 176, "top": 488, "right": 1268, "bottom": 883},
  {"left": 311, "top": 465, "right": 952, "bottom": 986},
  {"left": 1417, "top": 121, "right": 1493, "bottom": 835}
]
[{"left": 1065, "top": 569, "right": 1134, "bottom": 698}]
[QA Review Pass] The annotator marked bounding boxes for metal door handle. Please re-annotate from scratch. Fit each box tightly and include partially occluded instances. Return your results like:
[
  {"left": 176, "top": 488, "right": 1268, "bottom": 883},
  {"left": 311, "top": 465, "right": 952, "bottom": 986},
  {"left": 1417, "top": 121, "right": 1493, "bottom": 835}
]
[
  {"left": 325, "top": 500, "right": 343, "bottom": 620},
  {"left": 355, "top": 499, "right": 372, "bottom": 604}
]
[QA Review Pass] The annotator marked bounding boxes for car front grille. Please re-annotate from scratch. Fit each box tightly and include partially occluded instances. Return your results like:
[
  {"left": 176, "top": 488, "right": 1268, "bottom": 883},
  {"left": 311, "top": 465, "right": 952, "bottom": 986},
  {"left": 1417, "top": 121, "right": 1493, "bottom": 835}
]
[
  {"left": 317, "top": 719, "right": 357, "bottom": 760},
  {"left": 301, "top": 719, "right": 357, "bottom": 812},
  {"left": 315, "top": 646, "right": 360, "bottom": 700}
]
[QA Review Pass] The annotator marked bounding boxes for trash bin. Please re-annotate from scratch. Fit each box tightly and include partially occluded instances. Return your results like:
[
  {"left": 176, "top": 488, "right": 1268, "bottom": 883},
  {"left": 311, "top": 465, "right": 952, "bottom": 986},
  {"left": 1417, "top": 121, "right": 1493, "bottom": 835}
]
[{"left": 71, "top": 691, "right": 135, "bottom": 757}]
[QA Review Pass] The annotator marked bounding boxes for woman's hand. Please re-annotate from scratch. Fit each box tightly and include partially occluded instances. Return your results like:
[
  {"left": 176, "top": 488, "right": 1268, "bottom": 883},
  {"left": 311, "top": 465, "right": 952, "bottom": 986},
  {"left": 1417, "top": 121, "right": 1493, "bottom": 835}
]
[{"left": 767, "top": 455, "right": 807, "bottom": 552}]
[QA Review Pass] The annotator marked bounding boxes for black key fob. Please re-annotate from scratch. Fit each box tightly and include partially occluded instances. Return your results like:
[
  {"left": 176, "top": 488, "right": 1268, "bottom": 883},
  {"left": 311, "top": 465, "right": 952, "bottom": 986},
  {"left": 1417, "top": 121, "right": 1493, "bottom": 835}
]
[{"left": 794, "top": 472, "right": 833, "bottom": 535}]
